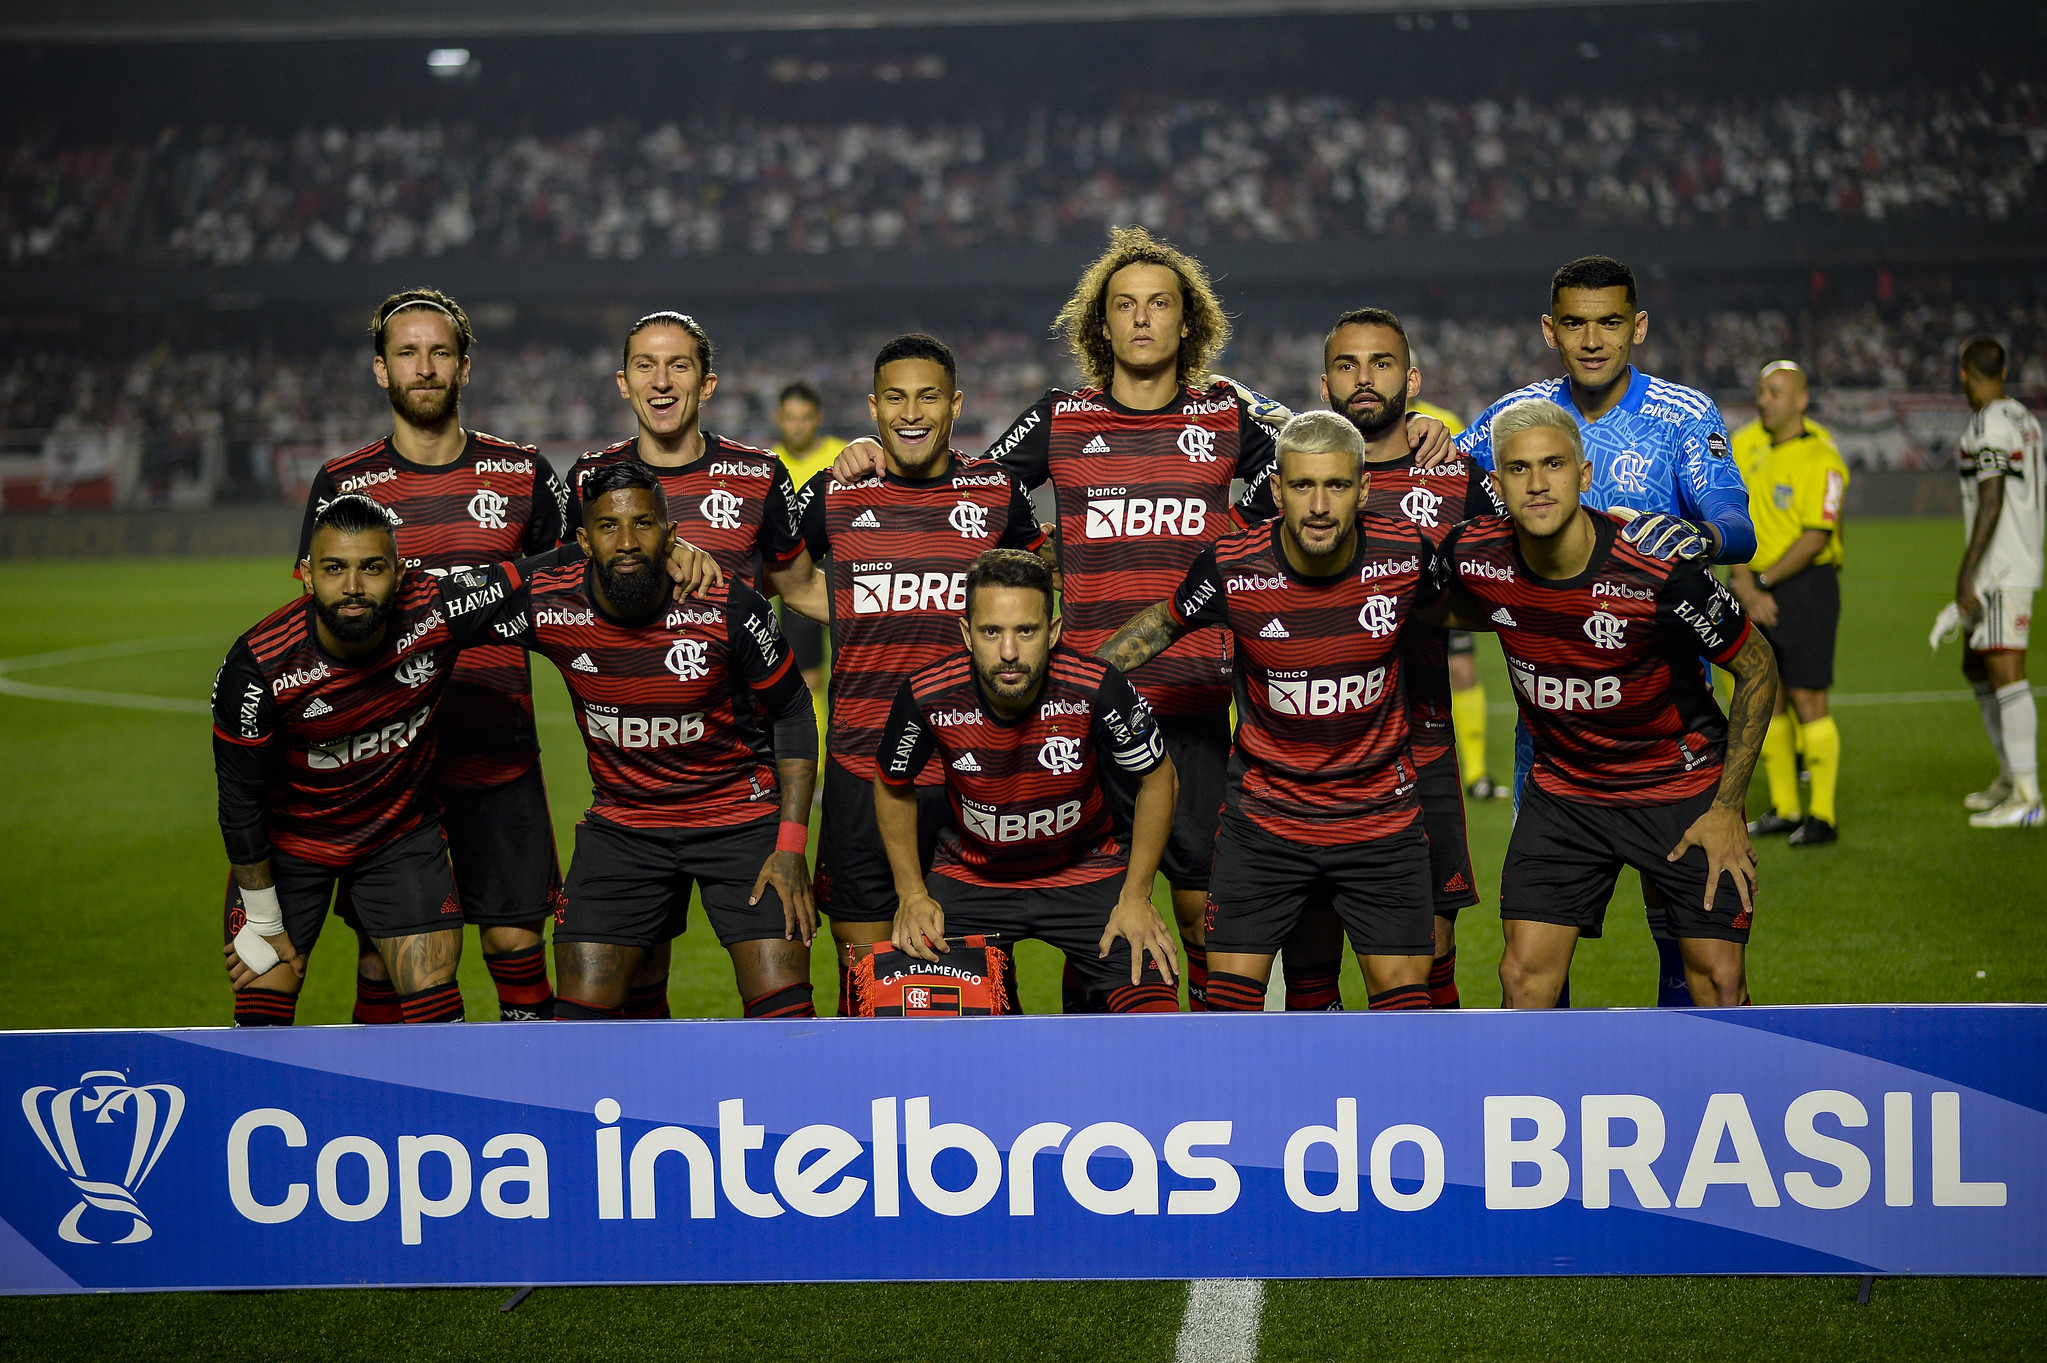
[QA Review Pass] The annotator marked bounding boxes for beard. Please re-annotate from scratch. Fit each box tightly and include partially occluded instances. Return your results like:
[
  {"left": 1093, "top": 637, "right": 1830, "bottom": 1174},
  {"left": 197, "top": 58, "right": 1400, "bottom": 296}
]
[
  {"left": 387, "top": 381, "right": 459, "bottom": 428},
  {"left": 1341, "top": 383, "right": 1408, "bottom": 439},
  {"left": 975, "top": 653, "right": 1045, "bottom": 705},
  {"left": 595, "top": 550, "right": 667, "bottom": 618},
  {"left": 314, "top": 592, "right": 393, "bottom": 645}
]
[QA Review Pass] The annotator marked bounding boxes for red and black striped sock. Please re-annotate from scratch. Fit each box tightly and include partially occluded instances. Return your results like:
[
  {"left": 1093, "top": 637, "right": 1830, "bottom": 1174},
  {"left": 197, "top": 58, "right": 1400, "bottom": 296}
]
[
  {"left": 744, "top": 983, "right": 817, "bottom": 1019},
  {"left": 1205, "top": 970, "right": 1267, "bottom": 1013},
  {"left": 1427, "top": 950, "right": 1461, "bottom": 1009},
  {"left": 554, "top": 996, "right": 624, "bottom": 1020},
  {"left": 1183, "top": 942, "right": 1211, "bottom": 1012},
  {"left": 1367, "top": 983, "right": 1431, "bottom": 1011},
  {"left": 397, "top": 981, "right": 464, "bottom": 1024},
  {"left": 623, "top": 979, "right": 671, "bottom": 1019},
  {"left": 352, "top": 974, "right": 402, "bottom": 1025},
  {"left": 234, "top": 988, "right": 298, "bottom": 1027},
  {"left": 1284, "top": 959, "right": 1343, "bottom": 1012},
  {"left": 483, "top": 945, "right": 554, "bottom": 1021},
  {"left": 1106, "top": 981, "right": 1180, "bottom": 1013}
]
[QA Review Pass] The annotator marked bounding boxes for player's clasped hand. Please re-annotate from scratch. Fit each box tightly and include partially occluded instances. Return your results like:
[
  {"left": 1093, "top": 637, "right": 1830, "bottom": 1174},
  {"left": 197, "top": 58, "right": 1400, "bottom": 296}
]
[
  {"left": 751, "top": 850, "right": 818, "bottom": 946},
  {"left": 221, "top": 935, "right": 303, "bottom": 991},
  {"left": 890, "top": 891, "right": 949, "bottom": 963},
  {"left": 1100, "top": 892, "right": 1179, "bottom": 987},
  {"left": 1618, "top": 510, "right": 1712, "bottom": 561},
  {"left": 1669, "top": 803, "right": 1757, "bottom": 913},
  {"left": 661, "top": 536, "right": 726, "bottom": 600}
]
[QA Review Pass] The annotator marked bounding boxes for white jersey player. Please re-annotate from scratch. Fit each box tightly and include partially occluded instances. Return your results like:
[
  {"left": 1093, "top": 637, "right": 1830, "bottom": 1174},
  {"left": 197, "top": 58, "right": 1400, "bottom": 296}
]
[{"left": 1954, "top": 334, "right": 2044, "bottom": 827}]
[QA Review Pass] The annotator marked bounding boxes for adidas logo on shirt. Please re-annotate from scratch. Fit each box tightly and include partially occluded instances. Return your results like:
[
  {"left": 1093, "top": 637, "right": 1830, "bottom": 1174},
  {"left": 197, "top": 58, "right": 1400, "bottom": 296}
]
[
  {"left": 571, "top": 652, "right": 599, "bottom": 673},
  {"left": 1083, "top": 434, "right": 1110, "bottom": 454},
  {"left": 302, "top": 697, "right": 332, "bottom": 717},
  {"left": 1259, "top": 618, "right": 1290, "bottom": 639},
  {"left": 852, "top": 509, "right": 881, "bottom": 529},
  {"left": 952, "top": 752, "right": 982, "bottom": 772},
  {"left": 1491, "top": 607, "right": 1518, "bottom": 627}
]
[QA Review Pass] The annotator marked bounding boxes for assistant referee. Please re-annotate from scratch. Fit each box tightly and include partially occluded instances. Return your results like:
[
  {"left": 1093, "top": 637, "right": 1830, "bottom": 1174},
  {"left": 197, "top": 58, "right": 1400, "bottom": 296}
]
[{"left": 1731, "top": 360, "right": 1848, "bottom": 847}]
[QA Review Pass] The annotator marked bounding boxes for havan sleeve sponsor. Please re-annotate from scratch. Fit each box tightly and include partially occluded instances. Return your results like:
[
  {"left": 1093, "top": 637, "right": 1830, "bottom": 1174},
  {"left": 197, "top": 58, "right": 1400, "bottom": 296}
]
[
  {"left": 984, "top": 395, "right": 1054, "bottom": 490},
  {"left": 1089, "top": 666, "right": 1166, "bottom": 777},
  {"left": 875, "top": 681, "right": 939, "bottom": 787},
  {"left": 211, "top": 643, "right": 281, "bottom": 865},
  {"left": 1656, "top": 560, "right": 1752, "bottom": 666}
]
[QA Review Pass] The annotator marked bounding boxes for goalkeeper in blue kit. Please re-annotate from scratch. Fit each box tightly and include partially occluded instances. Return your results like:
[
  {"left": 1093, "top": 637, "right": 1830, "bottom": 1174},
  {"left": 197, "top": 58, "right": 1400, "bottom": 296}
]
[{"left": 1454, "top": 255, "right": 1758, "bottom": 1008}]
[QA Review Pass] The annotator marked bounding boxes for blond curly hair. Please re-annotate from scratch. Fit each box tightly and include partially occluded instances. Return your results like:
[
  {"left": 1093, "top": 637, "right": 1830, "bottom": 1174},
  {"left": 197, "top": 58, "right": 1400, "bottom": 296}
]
[{"left": 1055, "top": 226, "right": 1230, "bottom": 390}]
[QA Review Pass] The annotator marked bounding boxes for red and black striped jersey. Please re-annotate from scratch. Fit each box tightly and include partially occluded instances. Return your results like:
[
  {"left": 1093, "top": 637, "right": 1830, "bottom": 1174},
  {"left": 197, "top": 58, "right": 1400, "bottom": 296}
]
[
  {"left": 1362, "top": 451, "right": 1503, "bottom": 763},
  {"left": 876, "top": 649, "right": 1165, "bottom": 888},
  {"left": 1437, "top": 511, "right": 1752, "bottom": 805},
  {"left": 212, "top": 561, "right": 526, "bottom": 868},
  {"left": 1171, "top": 516, "right": 1439, "bottom": 844},
  {"left": 795, "top": 455, "right": 1045, "bottom": 783},
  {"left": 477, "top": 563, "right": 806, "bottom": 830},
  {"left": 568, "top": 434, "right": 804, "bottom": 587},
  {"left": 983, "top": 383, "right": 1278, "bottom": 718},
  {"left": 294, "top": 431, "right": 571, "bottom": 789}
]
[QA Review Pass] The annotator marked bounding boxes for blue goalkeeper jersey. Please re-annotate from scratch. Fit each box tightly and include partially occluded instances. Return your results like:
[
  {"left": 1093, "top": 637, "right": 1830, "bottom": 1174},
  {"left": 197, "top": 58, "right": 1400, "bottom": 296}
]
[{"left": 1456, "top": 368, "right": 1756, "bottom": 564}]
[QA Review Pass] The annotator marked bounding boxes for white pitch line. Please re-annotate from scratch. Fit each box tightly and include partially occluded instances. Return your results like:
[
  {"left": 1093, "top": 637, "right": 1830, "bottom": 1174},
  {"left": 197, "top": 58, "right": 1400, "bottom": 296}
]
[
  {"left": 1174, "top": 1278, "right": 1265, "bottom": 1363},
  {"left": 0, "top": 634, "right": 220, "bottom": 715}
]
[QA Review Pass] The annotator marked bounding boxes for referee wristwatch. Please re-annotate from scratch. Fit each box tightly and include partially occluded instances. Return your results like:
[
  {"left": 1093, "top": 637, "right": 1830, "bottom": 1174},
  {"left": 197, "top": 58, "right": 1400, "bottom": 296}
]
[{"left": 1755, "top": 570, "right": 1771, "bottom": 590}]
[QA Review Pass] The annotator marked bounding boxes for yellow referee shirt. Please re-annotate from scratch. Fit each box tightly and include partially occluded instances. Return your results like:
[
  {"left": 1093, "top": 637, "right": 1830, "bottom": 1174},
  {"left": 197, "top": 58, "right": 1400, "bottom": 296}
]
[
  {"left": 773, "top": 434, "right": 849, "bottom": 493},
  {"left": 1410, "top": 398, "right": 1466, "bottom": 437},
  {"left": 1733, "top": 418, "right": 1848, "bottom": 568}
]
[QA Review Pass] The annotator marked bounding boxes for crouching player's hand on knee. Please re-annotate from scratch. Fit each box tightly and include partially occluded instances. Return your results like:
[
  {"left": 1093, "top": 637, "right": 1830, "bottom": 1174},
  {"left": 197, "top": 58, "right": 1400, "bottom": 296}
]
[
  {"left": 891, "top": 892, "right": 948, "bottom": 963},
  {"left": 1101, "top": 890, "right": 1178, "bottom": 987},
  {"left": 753, "top": 848, "right": 817, "bottom": 946}
]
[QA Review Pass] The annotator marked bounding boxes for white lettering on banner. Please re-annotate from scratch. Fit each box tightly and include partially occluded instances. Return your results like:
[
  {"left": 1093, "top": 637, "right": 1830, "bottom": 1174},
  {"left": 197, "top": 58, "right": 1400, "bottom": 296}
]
[
  {"left": 225, "top": 1111, "right": 550, "bottom": 1242},
  {"left": 1063, "top": 1123, "right": 1159, "bottom": 1215},
  {"left": 1580, "top": 1095, "right": 1670, "bottom": 1210},
  {"left": 1783, "top": 1091, "right": 1870, "bottom": 1210},
  {"left": 1484, "top": 1096, "right": 1570, "bottom": 1209},
  {"left": 907, "top": 1098, "right": 1003, "bottom": 1216},
  {"left": 1285, "top": 1098, "right": 1359, "bottom": 1213},
  {"left": 1084, "top": 497, "right": 1207, "bottom": 539},
  {"left": 1676, "top": 1093, "right": 1780, "bottom": 1208},
  {"left": 774, "top": 1125, "right": 868, "bottom": 1218},
  {"left": 719, "top": 1098, "right": 783, "bottom": 1218},
  {"left": 1370, "top": 1125, "right": 1446, "bottom": 1213}
]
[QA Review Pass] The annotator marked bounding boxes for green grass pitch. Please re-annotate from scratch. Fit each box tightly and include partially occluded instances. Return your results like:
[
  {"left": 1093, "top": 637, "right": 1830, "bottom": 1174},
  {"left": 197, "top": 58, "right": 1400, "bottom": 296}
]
[{"left": 1, "top": 517, "right": 2042, "bottom": 1359}]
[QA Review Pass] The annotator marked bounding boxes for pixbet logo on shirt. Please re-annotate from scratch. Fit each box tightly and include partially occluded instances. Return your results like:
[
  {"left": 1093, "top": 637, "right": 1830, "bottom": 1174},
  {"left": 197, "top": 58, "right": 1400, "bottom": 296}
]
[
  {"left": 852, "top": 571, "right": 967, "bottom": 614},
  {"left": 961, "top": 798, "right": 1084, "bottom": 844},
  {"left": 1084, "top": 492, "right": 1208, "bottom": 539},
  {"left": 584, "top": 708, "right": 706, "bottom": 749},
  {"left": 1267, "top": 667, "right": 1387, "bottom": 716}
]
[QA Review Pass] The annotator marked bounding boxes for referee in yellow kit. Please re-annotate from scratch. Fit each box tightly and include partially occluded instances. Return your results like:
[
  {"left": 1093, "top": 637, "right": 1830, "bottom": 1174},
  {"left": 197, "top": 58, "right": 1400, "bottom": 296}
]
[{"left": 1731, "top": 359, "right": 1849, "bottom": 846}]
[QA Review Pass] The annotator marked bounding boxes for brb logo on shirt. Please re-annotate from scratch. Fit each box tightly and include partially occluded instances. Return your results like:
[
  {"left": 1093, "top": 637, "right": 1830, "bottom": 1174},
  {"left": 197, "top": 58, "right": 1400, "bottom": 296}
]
[
  {"left": 585, "top": 708, "right": 707, "bottom": 748},
  {"left": 664, "top": 638, "right": 710, "bottom": 681},
  {"left": 962, "top": 798, "right": 1084, "bottom": 843},
  {"left": 1512, "top": 665, "right": 1622, "bottom": 712},
  {"left": 1084, "top": 491, "right": 1208, "bottom": 539},
  {"left": 948, "top": 502, "right": 989, "bottom": 539},
  {"left": 1267, "top": 667, "right": 1387, "bottom": 716},
  {"left": 852, "top": 571, "right": 967, "bottom": 614},
  {"left": 701, "top": 488, "right": 743, "bottom": 531}
]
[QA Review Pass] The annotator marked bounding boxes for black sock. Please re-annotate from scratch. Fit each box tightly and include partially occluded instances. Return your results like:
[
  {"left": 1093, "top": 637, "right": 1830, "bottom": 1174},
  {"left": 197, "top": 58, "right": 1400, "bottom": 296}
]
[
  {"left": 1205, "top": 970, "right": 1267, "bottom": 1013},
  {"left": 1367, "top": 983, "right": 1431, "bottom": 1011},
  {"left": 744, "top": 983, "right": 817, "bottom": 1019},
  {"left": 623, "top": 979, "right": 671, "bottom": 1019},
  {"left": 397, "top": 981, "right": 464, "bottom": 1024},
  {"left": 484, "top": 945, "right": 554, "bottom": 1021},
  {"left": 554, "top": 996, "right": 624, "bottom": 1020},
  {"left": 234, "top": 987, "right": 298, "bottom": 1027}
]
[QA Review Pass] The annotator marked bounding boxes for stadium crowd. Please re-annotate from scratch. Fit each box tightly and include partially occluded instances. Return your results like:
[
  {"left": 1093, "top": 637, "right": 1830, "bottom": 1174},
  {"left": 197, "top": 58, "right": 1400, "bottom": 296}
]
[{"left": 5, "top": 79, "right": 2043, "bottom": 267}]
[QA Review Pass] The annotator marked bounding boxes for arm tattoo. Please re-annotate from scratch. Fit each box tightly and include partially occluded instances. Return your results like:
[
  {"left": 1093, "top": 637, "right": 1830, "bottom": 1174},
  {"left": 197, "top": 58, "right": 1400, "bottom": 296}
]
[
  {"left": 1096, "top": 602, "right": 1182, "bottom": 675},
  {"left": 1714, "top": 629, "right": 1779, "bottom": 811},
  {"left": 230, "top": 859, "right": 276, "bottom": 891}
]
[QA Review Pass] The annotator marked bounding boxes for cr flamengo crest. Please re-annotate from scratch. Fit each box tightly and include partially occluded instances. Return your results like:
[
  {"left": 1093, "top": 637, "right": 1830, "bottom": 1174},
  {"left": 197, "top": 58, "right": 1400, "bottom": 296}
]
[
  {"left": 701, "top": 488, "right": 743, "bottom": 531},
  {"left": 948, "top": 501, "right": 989, "bottom": 539},
  {"left": 22, "top": 1070, "right": 184, "bottom": 1245},
  {"left": 467, "top": 488, "right": 510, "bottom": 530}
]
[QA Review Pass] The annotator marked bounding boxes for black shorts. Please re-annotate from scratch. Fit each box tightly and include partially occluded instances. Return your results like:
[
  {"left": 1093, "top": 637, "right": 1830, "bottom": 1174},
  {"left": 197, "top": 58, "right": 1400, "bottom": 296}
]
[
  {"left": 779, "top": 603, "right": 825, "bottom": 674},
  {"left": 928, "top": 870, "right": 1170, "bottom": 996},
  {"left": 817, "top": 759, "right": 949, "bottom": 923},
  {"left": 228, "top": 820, "right": 459, "bottom": 956},
  {"left": 437, "top": 766, "right": 564, "bottom": 928},
  {"left": 559, "top": 814, "right": 787, "bottom": 949},
  {"left": 1203, "top": 809, "right": 1435, "bottom": 956},
  {"left": 1446, "top": 629, "right": 1476, "bottom": 658},
  {"left": 1501, "top": 780, "right": 1753, "bottom": 943},
  {"left": 1758, "top": 565, "right": 1839, "bottom": 691},
  {"left": 1133, "top": 711, "right": 1227, "bottom": 891},
  {"left": 1416, "top": 748, "right": 1479, "bottom": 917}
]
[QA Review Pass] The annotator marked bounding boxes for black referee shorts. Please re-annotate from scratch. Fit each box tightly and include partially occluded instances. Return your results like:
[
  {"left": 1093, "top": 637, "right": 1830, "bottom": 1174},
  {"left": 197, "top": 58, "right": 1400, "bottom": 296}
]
[
  {"left": 1501, "top": 780, "right": 1753, "bottom": 944},
  {"left": 1416, "top": 748, "right": 1479, "bottom": 917},
  {"left": 1103, "top": 710, "right": 1227, "bottom": 892},
  {"left": 234, "top": 819, "right": 460, "bottom": 956},
  {"left": 1758, "top": 564, "right": 1839, "bottom": 691},
  {"left": 438, "top": 765, "right": 564, "bottom": 928},
  {"left": 817, "top": 759, "right": 950, "bottom": 923},
  {"left": 1204, "top": 808, "right": 1435, "bottom": 957},
  {"left": 929, "top": 870, "right": 1170, "bottom": 997},
  {"left": 559, "top": 813, "right": 788, "bottom": 949}
]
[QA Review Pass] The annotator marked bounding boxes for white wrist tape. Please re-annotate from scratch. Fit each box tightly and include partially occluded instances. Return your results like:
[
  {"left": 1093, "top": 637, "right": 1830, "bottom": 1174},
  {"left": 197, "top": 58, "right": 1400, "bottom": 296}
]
[{"left": 234, "top": 885, "right": 284, "bottom": 976}]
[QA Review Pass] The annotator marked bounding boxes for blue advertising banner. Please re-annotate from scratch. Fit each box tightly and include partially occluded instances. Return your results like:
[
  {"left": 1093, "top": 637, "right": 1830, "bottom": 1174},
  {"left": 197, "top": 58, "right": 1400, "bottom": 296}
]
[{"left": 4, "top": 1006, "right": 2043, "bottom": 1293}]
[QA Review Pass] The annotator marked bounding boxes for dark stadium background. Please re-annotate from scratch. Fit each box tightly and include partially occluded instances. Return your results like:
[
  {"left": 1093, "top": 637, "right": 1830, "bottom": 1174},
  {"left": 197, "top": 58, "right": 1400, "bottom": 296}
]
[{"left": 2, "top": 1, "right": 2045, "bottom": 1359}]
